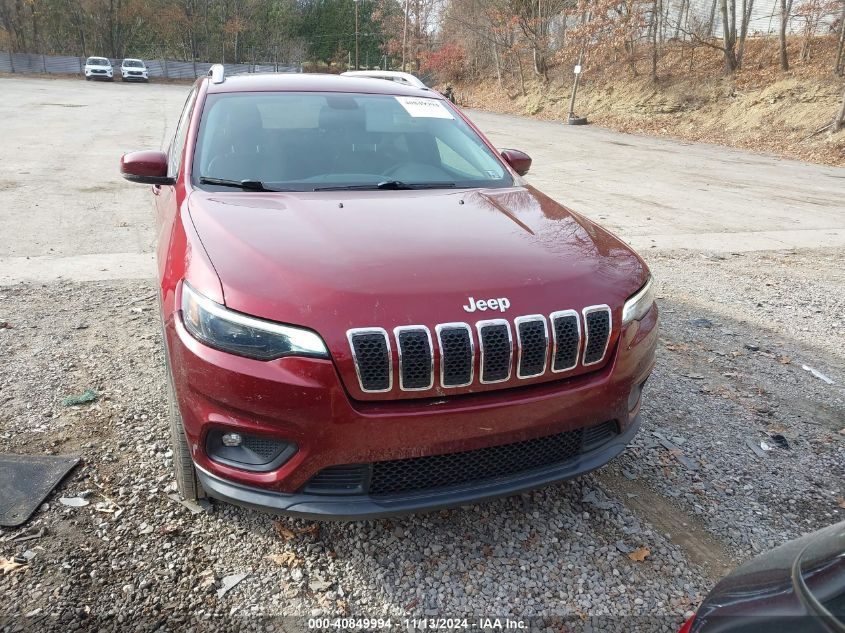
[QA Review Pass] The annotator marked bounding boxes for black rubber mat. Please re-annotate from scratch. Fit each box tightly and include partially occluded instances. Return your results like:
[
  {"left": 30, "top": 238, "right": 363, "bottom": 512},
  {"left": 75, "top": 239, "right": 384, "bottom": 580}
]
[{"left": 0, "top": 454, "right": 80, "bottom": 527}]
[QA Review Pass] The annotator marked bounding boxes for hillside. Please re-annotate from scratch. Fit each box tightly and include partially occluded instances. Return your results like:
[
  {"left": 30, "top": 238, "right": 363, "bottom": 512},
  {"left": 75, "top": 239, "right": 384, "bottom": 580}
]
[{"left": 451, "top": 38, "right": 845, "bottom": 167}]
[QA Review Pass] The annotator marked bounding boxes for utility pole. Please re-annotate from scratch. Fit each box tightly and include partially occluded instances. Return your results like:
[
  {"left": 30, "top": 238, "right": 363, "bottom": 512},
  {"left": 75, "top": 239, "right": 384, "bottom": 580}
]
[
  {"left": 354, "top": 0, "right": 360, "bottom": 70},
  {"left": 402, "top": 0, "right": 409, "bottom": 72}
]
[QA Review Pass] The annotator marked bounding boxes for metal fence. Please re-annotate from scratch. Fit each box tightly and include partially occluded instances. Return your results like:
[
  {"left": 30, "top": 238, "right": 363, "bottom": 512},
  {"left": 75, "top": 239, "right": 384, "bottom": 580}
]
[{"left": 0, "top": 51, "right": 301, "bottom": 79}]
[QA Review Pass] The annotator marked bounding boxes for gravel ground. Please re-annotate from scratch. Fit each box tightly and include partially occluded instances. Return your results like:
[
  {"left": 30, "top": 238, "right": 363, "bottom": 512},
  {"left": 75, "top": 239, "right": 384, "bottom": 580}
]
[
  {"left": 609, "top": 249, "right": 845, "bottom": 556},
  {"left": 1, "top": 248, "right": 843, "bottom": 631}
]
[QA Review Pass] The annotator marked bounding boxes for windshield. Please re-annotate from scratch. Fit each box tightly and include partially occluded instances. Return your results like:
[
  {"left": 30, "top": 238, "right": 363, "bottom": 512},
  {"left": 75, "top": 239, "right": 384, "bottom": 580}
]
[
  {"left": 193, "top": 92, "right": 512, "bottom": 192},
  {"left": 87, "top": 58, "right": 110, "bottom": 66},
  {"left": 123, "top": 60, "right": 144, "bottom": 68}
]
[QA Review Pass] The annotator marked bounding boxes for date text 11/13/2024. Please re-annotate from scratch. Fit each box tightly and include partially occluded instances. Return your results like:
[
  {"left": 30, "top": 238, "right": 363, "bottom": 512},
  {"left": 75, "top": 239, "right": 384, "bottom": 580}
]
[{"left": 307, "top": 618, "right": 527, "bottom": 630}]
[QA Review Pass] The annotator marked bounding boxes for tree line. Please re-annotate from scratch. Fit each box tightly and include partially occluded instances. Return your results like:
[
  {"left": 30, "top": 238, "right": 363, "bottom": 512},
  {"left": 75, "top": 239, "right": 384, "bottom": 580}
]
[
  {"left": 0, "top": 0, "right": 410, "bottom": 67},
  {"left": 1, "top": 0, "right": 843, "bottom": 79},
  {"left": 431, "top": 0, "right": 845, "bottom": 82}
]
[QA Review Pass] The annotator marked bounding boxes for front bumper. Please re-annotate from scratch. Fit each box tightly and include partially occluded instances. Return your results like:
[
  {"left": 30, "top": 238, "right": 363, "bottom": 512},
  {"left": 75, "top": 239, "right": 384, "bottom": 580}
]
[
  {"left": 165, "top": 302, "right": 657, "bottom": 517},
  {"left": 196, "top": 415, "right": 641, "bottom": 519}
]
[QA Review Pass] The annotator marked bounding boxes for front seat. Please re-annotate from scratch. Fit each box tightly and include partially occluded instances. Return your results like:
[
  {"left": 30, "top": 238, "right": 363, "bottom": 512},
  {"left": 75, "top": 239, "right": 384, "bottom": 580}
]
[{"left": 205, "top": 102, "right": 275, "bottom": 182}]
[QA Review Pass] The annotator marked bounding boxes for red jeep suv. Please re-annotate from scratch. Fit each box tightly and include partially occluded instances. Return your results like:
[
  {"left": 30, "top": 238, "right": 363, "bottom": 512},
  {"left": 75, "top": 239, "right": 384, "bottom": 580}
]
[{"left": 120, "top": 66, "right": 657, "bottom": 519}]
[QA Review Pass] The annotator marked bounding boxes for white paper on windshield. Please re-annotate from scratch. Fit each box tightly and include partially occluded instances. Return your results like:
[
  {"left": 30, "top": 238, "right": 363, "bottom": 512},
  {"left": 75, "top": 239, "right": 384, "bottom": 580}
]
[{"left": 395, "top": 96, "right": 454, "bottom": 119}]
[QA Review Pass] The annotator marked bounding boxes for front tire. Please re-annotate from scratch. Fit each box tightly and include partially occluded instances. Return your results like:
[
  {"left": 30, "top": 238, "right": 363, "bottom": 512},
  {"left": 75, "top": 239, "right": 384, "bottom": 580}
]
[{"left": 166, "top": 355, "right": 205, "bottom": 500}]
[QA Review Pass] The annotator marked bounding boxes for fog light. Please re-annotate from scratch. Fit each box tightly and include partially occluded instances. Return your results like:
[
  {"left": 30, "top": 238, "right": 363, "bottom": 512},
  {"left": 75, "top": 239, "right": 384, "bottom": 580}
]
[
  {"left": 221, "top": 432, "right": 242, "bottom": 447},
  {"left": 206, "top": 429, "right": 297, "bottom": 473}
]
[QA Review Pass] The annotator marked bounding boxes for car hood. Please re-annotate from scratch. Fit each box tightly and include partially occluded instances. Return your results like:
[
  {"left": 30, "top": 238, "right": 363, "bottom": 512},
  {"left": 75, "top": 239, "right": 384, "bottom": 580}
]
[
  {"left": 188, "top": 186, "right": 648, "bottom": 396},
  {"left": 691, "top": 521, "right": 845, "bottom": 631}
]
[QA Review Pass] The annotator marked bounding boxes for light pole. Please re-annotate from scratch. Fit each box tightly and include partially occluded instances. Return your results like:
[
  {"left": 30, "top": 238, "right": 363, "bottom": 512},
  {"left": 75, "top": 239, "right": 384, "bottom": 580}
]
[{"left": 354, "top": 0, "right": 360, "bottom": 70}]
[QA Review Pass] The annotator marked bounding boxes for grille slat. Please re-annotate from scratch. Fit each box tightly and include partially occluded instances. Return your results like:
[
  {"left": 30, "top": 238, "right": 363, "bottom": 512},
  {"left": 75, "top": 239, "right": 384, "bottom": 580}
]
[
  {"left": 348, "top": 329, "right": 392, "bottom": 392},
  {"left": 478, "top": 320, "right": 512, "bottom": 384},
  {"left": 304, "top": 465, "right": 369, "bottom": 493},
  {"left": 584, "top": 420, "right": 619, "bottom": 448},
  {"left": 304, "top": 420, "right": 620, "bottom": 496},
  {"left": 436, "top": 324, "right": 474, "bottom": 388},
  {"left": 583, "top": 306, "right": 612, "bottom": 366},
  {"left": 395, "top": 327, "right": 434, "bottom": 391},
  {"left": 516, "top": 316, "right": 548, "bottom": 378},
  {"left": 551, "top": 310, "right": 581, "bottom": 372}
]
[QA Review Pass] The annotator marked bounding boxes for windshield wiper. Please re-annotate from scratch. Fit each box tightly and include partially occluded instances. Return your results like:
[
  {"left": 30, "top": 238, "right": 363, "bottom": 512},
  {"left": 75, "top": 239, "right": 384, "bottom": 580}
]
[
  {"left": 199, "top": 176, "right": 291, "bottom": 192},
  {"left": 314, "top": 181, "right": 457, "bottom": 192}
]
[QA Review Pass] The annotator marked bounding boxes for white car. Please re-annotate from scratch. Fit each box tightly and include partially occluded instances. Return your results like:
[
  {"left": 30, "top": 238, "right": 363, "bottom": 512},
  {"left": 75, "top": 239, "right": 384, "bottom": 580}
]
[
  {"left": 120, "top": 58, "right": 149, "bottom": 82},
  {"left": 84, "top": 57, "right": 113, "bottom": 81},
  {"left": 340, "top": 70, "right": 427, "bottom": 89}
]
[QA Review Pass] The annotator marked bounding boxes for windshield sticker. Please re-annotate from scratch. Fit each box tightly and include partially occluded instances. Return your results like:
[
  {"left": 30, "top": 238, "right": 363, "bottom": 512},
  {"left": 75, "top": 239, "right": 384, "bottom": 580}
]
[{"left": 395, "top": 96, "right": 454, "bottom": 119}]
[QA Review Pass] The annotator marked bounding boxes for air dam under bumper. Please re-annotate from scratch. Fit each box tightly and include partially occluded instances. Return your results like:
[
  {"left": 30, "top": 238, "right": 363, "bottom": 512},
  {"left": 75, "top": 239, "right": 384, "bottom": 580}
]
[{"left": 196, "top": 415, "right": 641, "bottom": 520}]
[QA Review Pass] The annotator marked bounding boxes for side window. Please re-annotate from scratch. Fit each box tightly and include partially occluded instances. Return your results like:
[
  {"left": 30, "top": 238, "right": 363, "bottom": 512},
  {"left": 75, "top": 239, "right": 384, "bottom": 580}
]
[{"left": 168, "top": 88, "right": 198, "bottom": 178}]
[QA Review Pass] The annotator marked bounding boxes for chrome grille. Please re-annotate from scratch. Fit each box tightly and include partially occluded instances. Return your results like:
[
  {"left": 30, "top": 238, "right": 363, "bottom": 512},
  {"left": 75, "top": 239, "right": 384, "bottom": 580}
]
[
  {"left": 551, "top": 310, "right": 581, "bottom": 372},
  {"left": 346, "top": 305, "right": 612, "bottom": 394},
  {"left": 477, "top": 320, "right": 512, "bottom": 384},
  {"left": 515, "top": 315, "right": 548, "bottom": 378},
  {"left": 583, "top": 306, "right": 612, "bottom": 366},
  {"left": 347, "top": 328, "right": 392, "bottom": 392},
  {"left": 395, "top": 326, "right": 434, "bottom": 391},
  {"left": 436, "top": 324, "right": 474, "bottom": 388}
]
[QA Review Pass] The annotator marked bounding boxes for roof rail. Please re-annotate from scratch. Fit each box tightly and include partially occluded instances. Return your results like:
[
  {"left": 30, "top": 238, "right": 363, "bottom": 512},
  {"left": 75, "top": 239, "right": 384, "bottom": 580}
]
[{"left": 208, "top": 64, "right": 225, "bottom": 84}]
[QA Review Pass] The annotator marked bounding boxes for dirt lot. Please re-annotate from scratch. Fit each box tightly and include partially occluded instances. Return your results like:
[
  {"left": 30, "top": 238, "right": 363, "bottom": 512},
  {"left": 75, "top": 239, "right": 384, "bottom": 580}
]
[{"left": 1, "top": 76, "right": 844, "bottom": 631}]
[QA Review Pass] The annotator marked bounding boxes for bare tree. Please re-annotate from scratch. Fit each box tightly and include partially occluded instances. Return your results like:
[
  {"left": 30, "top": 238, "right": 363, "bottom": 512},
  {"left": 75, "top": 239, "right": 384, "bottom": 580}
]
[
  {"left": 835, "top": 82, "right": 845, "bottom": 131},
  {"left": 836, "top": 0, "right": 845, "bottom": 74},
  {"left": 719, "top": 0, "right": 739, "bottom": 71},
  {"left": 507, "top": 0, "right": 569, "bottom": 79},
  {"left": 779, "top": 0, "right": 794, "bottom": 70}
]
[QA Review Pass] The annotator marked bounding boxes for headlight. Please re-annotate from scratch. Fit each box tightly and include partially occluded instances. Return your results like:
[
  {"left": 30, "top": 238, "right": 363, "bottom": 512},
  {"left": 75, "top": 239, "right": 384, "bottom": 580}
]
[
  {"left": 621, "top": 277, "right": 655, "bottom": 325},
  {"left": 181, "top": 282, "right": 329, "bottom": 360}
]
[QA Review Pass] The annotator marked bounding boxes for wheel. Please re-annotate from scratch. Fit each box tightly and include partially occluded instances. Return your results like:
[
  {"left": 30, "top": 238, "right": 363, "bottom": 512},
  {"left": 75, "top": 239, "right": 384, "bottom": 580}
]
[
  {"left": 85, "top": 75, "right": 90, "bottom": 81},
  {"left": 567, "top": 115, "right": 589, "bottom": 126},
  {"left": 121, "top": 76, "right": 127, "bottom": 82},
  {"left": 167, "top": 366, "right": 205, "bottom": 499}
]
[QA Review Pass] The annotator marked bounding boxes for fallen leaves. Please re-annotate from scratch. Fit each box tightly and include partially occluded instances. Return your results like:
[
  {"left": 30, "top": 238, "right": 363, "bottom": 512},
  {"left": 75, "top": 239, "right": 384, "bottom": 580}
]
[
  {"left": 837, "top": 498, "right": 845, "bottom": 510},
  {"left": 265, "top": 551, "right": 302, "bottom": 567},
  {"left": 0, "top": 557, "right": 27, "bottom": 575},
  {"left": 198, "top": 568, "right": 215, "bottom": 589},
  {"left": 628, "top": 547, "right": 651, "bottom": 562},
  {"left": 273, "top": 522, "right": 296, "bottom": 541},
  {"left": 273, "top": 520, "right": 320, "bottom": 541}
]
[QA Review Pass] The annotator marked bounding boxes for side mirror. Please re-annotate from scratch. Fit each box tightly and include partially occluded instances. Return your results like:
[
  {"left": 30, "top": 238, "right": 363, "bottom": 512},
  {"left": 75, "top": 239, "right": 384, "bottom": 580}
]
[
  {"left": 500, "top": 149, "right": 532, "bottom": 176},
  {"left": 120, "top": 150, "right": 173, "bottom": 185}
]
